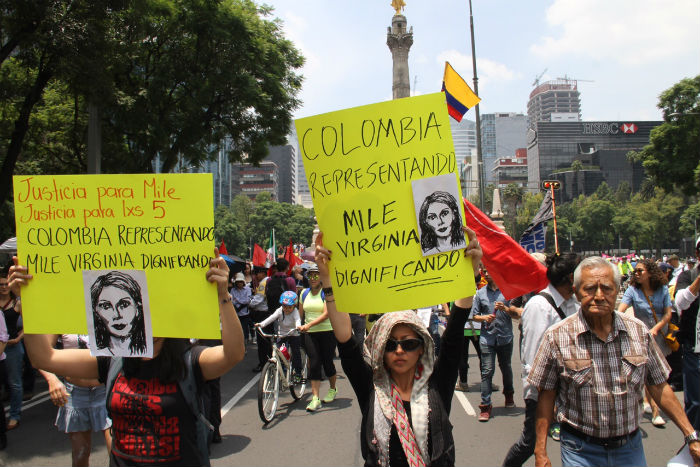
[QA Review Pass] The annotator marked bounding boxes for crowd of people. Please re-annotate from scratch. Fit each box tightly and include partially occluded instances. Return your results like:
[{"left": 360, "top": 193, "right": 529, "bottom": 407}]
[{"left": 1, "top": 232, "right": 700, "bottom": 467}]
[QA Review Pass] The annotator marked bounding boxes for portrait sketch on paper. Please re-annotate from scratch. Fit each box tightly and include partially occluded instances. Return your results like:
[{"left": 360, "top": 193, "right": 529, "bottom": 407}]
[
  {"left": 412, "top": 173, "right": 467, "bottom": 257},
  {"left": 83, "top": 270, "right": 153, "bottom": 358}
]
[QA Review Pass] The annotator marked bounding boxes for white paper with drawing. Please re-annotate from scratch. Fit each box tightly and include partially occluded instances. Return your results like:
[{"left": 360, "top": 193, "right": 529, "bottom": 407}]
[
  {"left": 412, "top": 173, "right": 466, "bottom": 257},
  {"left": 83, "top": 269, "right": 153, "bottom": 358}
]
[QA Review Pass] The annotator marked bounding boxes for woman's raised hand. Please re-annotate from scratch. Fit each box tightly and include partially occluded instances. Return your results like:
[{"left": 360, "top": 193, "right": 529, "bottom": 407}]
[
  {"left": 8, "top": 256, "right": 32, "bottom": 298},
  {"left": 206, "top": 247, "right": 231, "bottom": 297},
  {"left": 462, "top": 227, "right": 483, "bottom": 274}
]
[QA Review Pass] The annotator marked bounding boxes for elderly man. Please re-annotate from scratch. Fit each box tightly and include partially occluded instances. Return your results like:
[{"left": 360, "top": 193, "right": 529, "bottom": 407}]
[
  {"left": 529, "top": 257, "right": 700, "bottom": 467},
  {"left": 675, "top": 237, "right": 700, "bottom": 431}
]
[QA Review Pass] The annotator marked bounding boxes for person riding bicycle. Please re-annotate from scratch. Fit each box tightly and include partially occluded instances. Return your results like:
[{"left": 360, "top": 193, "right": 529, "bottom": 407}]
[{"left": 255, "top": 291, "right": 303, "bottom": 383}]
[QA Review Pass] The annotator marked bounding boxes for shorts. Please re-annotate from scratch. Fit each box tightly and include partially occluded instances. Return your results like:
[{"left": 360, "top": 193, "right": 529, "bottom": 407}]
[{"left": 54, "top": 382, "right": 112, "bottom": 433}]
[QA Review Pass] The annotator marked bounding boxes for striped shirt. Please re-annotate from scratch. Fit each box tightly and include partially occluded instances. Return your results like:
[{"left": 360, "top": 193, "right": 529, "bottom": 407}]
[{"left": 528, "top": 310, "right": 670, "bottom": 438}]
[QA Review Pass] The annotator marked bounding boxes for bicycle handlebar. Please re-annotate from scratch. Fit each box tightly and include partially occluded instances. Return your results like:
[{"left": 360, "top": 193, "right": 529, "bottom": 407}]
[{"left": 255, "top": 327, "right": 299, "bottom": 339}]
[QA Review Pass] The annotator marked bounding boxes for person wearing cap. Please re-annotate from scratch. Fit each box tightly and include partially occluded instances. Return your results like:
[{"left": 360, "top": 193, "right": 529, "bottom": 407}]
[
  {"left": 231, "top": 272, "right": 253, "bottom": 345},
  {"left": 668, "top": 255, "right": 683, "bottom": 281},
  {"left": 675, "top": 237, "right": 700, "bottom": 431}
]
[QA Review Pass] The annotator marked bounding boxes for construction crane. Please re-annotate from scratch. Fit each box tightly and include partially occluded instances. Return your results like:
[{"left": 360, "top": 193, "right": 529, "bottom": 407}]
[
  {"left": 532, "top": 68, "right": 547, "bottom": 87},
  {"left": 557, "top": 74, "right": 595, "bottom": 84}
]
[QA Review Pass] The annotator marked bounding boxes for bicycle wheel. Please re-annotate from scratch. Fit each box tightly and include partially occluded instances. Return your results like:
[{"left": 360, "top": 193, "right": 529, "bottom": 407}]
[
  {"left": 290, "top": 348, "right": 309, "bottom": 401},
  {"left": 257, "top": 360, "right": 279, "bottom": 424}
]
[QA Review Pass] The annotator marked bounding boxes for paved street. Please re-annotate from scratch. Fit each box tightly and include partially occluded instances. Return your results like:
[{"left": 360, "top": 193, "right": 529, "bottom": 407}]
[{"left": 1, "top": 328, "right": 690, "bottom": 466}]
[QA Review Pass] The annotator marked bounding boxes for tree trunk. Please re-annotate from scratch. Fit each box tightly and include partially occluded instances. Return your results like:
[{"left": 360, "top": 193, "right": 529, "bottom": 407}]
[{"left": 0, "top": 66, "right": 53, "bottom": 206}]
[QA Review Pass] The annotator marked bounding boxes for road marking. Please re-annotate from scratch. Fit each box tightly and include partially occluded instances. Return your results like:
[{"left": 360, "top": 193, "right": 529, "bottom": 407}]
[
  {"left": 220, "top": 374, "right": 260, "bottom": 418},
  {"left": 455, "top": 390, "right": 476, "bottom": 417},
  {"left": 4, "top": 390, "right": 51, "bottom": 415}
]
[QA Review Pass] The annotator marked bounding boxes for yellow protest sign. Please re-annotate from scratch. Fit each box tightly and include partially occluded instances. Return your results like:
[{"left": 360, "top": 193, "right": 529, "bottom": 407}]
[
  {"left": 295, "top": 92, "right": 476, "bottom": 314},
  {"left": 13, "top": 173, "right": 220, "bottom": 338}
]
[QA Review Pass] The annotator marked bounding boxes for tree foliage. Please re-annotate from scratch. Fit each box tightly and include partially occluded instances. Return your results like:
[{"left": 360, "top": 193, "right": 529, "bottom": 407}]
[
  {"left": 0, "top": 0, "right": 304, "bottom": 210},
  {"left": 213, "top": 193, "right": 315, "bottom": 259},
  {"left": 628, "top": 75, "right": 700, "bottom": 196}
]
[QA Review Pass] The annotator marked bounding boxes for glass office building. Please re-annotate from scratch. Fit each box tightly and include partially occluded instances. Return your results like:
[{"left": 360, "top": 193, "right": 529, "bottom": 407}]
[{"left": 527, "top": 121, "right": 662, "bottom": 202}]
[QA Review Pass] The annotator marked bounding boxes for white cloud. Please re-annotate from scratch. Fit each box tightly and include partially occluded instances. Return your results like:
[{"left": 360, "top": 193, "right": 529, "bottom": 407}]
[
  {"left": 530, "top": 0, "right": 700, "bottom": 65},
  {"left": 435, "top": 50, "right": 521, "bottom": 89}
]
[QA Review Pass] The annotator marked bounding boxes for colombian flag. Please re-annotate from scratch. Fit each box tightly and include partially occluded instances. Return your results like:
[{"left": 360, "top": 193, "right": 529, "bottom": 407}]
[{"left": 442, "top": 62, "right": 481, "bottom": 122}]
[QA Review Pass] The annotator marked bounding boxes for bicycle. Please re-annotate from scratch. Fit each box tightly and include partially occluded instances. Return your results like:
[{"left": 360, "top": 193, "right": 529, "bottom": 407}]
[{"left": 256, "top": 327, "right": 309, "bottom": 424}]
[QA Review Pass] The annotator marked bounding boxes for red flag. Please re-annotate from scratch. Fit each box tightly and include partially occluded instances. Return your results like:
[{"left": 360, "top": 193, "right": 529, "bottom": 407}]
[
  {"left": 218, "top": 241, "right": 228, "bottom": 255},
  {"left": 284, "top": 240, "right": 303, "bottom": 274},
  {"left": 253, "top": 243, "right": 266, "bottom": 267},
  {"left": 463, "top": 199, "right": 549, "bottom": 300}
]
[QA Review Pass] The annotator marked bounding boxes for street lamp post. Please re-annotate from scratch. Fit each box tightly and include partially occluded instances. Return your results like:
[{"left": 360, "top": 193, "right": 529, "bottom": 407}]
[{"left": 467, "top": 0, "right": 485, "bottom": 212}]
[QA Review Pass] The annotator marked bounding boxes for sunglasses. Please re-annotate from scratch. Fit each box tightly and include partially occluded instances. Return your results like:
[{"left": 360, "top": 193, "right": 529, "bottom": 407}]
[
  {"left": 385, "top": 337, "right": 423, "bottom": 353},
  {"left": 633, "top": 269, "right": 645, "bottom": 274},
  {"left": 307, "top": 273, "right": 320, "bottom": 279}
]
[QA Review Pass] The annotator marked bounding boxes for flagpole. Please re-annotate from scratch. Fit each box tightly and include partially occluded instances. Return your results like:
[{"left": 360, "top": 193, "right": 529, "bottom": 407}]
[
  {"left": 468, "top": 0, "right": 485, "bottom": 212},
  {"left": 550, "top": 185, "right": 560, "bottom": 255}
]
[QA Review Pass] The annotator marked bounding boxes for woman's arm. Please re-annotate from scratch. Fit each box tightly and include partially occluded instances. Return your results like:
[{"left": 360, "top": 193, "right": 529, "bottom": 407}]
[
  {"left": 39, "top": 369, "right": 69, "bottom": 407},
  {"left": 199, "top": 249, "right": 246, "bottom": 381},
  {"left": 9, "top": 259, "right": 99, "bottom": 379},
  {"left": 298, "top": 306, "right": 329, "bottom": 333},
  {"left": 650, "top": 306, "right": 672, "bottom": 337},
  {"left": 314, "top": 233, "right": 353, "bottom": 344},
  {"left": 617, "top": 302, "right": 630, "bottom": 314}
]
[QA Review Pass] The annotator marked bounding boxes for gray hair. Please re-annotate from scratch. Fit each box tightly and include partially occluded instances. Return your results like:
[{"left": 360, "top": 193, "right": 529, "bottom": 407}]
[{"left": 573, "top": 256, "right": 621, "bottom": 289}]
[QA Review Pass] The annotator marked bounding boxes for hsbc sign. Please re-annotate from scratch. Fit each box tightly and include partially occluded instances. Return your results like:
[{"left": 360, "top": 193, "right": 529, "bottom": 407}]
[
  {"left": 582, "top": 122, "right": 638, "bottom": 135},
  {"left": 621, "top": 123, "right": 638, "bottom": 134}
]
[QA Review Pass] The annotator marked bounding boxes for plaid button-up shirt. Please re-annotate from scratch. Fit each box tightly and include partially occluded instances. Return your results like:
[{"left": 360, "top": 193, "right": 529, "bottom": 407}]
[{"left": 528, "top": 310, "right": 670, "bottom": 438}]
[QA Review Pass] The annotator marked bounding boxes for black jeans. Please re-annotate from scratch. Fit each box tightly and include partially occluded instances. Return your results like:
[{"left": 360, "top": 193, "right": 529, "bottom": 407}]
[
  {"left": 502, "top": 398, "right": 537, "bottom": 467},
  {"left": 458, "top": 334, "right": 482, "bottom": 383}
]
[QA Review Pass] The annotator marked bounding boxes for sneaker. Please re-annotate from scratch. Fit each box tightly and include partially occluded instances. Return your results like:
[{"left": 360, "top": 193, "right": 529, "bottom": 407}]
[
  {"left": 323, "top": 388, "right": 337, "bottom": 403},
  {"left": 455, "top": 381, "right": 469, "bottom": 392},
  {"left": 478, "top": 404, "right": 491, "bottom": 422},
  {"left": 504, "top": 392, "right": 515, "bottom": 408},
  {"left": 643, "top": 401, "right": 652, "bottom": 414},
  {"left": 306, "top": 396, "right": 322, "bottom": 412},
  {"left": 549, "top": 423, "right": 561, "bottom": 442},
  {"left": 652, "top": 415, "right": 666, "bottom": 427}
]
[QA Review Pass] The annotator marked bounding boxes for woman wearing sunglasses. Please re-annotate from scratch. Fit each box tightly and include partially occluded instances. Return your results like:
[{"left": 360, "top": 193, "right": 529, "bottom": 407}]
[
  {"left": 617, "top": 258, "right": 673, "bottom": 427},
  {"left": 314, "top": 227, "right": 482, "bottom": 467}
]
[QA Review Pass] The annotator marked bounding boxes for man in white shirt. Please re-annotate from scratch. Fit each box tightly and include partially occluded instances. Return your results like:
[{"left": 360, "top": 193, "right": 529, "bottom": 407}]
[{"left": 502, "top": 252, "right": 580, "bottom": 467}]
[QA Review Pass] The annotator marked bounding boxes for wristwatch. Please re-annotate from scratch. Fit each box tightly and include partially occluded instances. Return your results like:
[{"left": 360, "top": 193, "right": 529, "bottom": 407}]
[
  {"left": 322, "top": 286, "right": 334, "bottom": 296},
  {"left": 685, "top": 431, "right": 700, "bottom": 444}
]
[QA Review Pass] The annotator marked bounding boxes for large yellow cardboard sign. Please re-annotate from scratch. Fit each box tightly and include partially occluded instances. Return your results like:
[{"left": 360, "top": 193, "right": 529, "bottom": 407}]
[
  {"left": 13, "top": 173, "right": 220, "bottom": 338},
  {"left": 295, "top": 92, "right": 476, "bottom": 314}
]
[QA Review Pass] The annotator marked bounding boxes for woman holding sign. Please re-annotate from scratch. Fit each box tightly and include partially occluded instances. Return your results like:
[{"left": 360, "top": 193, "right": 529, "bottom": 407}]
[
  {"left": 9, "top": 249, "right": 245, "bottom": 466},
  {"left": 315, "top": 227, "right": 482, "bottom": 467}
]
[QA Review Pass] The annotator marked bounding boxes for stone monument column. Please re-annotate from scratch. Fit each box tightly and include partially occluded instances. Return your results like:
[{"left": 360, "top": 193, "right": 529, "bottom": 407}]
[{"left": 387, "top": 12, "right": 413, "bottom": 99}]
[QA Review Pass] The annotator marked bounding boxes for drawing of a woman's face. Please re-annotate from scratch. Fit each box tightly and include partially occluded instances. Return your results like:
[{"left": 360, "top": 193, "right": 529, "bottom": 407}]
[
  {"left": 426, "top": 202, "right": 453, "bottom": 238},
  {"left": 96, "top": 286, "right": 137, "bottom": 337}
]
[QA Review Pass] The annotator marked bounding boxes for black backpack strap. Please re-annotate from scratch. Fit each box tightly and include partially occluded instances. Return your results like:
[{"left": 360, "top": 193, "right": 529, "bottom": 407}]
[
  {"left": 105, "top": 357, "right": 123, "bottom": 418},
  {"left": 179, "top": 348, "right": 213, "bottom": 466},
  {"left": 538, "top": 292, "right": 566, "bottom": 321}
]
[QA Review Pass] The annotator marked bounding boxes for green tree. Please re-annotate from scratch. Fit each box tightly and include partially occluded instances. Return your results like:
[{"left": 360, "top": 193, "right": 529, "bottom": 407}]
[
  {"left": 501, "top": 183, "right": 524, "bottom": 237},
  {"left": 615, "top": 181, "right": 632, "bottom": 204},
  {"left": 628, "top": 75, "right": 700, "bottom": 196},
  {"left": 593, "top": 181, "right": 614, "bottom": 202},
  {"left": 0, "top": 0, "right": 304, "bottom": 209}
]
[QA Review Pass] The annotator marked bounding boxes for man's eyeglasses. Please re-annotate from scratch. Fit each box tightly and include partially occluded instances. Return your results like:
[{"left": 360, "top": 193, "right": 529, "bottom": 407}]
[
  {"left": 307, "top": 273, "right": 320, "bottom": 280},
  {"left": 385, "top": 337, "right": 423, "bottom": 352}
]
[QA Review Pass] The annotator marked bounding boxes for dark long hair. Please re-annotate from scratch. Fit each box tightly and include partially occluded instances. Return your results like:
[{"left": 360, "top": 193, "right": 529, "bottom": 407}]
[
  {"left": 629, "top": 259, "right": 668, "bottom": 291},
  {"left": 122, "top": 338, "right": 191, "bottom": 383},
  {"left": 419, "top": 191, "right": 463, "bottom": 251},
  {"left": 90, "top": 271, "right": 147, "bottom": 355}
]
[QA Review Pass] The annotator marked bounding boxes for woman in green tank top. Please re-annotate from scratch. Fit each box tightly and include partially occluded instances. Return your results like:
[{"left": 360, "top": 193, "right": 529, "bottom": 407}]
[{"left": 298, "top": 264, "right": 338, "bottom": 412}]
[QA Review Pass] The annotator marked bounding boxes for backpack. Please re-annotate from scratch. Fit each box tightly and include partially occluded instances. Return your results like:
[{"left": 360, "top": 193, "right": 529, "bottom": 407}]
[{"left": 105, "top": 349, "right": 213, "bottom": 466}]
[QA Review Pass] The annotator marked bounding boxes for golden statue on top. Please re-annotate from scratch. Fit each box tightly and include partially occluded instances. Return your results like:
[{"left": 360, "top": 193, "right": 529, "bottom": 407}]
[{"left": 391, "top": 0, "right": 406, "bottom": 15}]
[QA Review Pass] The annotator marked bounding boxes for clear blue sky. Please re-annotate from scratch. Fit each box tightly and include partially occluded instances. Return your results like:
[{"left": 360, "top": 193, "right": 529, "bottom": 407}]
[{"left": 263, "top": 0, "right": 700, "bottom": 122}]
